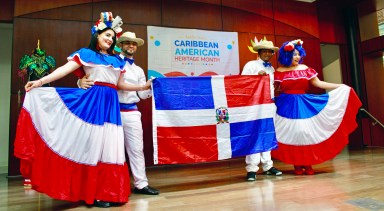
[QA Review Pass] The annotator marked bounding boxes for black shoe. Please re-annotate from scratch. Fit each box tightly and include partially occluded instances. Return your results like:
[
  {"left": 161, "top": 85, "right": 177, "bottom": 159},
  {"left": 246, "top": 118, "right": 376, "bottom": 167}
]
[
  {"left": 263, "top": 167, "right": 282, "bottom": 176},
  {"left": 133, "top": 186, "right": 159, "bottom": 195},
  {"left": 93, "top": 200, "right": 111, "bottom": 208},
  {"left": 246, "top": 172, "right": 256, "bottom": 181}
]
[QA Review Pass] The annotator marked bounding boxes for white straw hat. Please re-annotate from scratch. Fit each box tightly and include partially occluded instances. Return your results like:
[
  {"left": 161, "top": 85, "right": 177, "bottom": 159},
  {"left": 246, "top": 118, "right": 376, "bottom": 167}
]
[{"left": 117, "top": 32, "right": 144, "bottom": 46}]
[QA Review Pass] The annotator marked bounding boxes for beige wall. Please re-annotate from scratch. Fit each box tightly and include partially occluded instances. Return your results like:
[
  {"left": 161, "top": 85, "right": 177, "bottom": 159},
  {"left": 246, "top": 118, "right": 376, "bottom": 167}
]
[
  {"left": 320, "top": 44, "right": 342, "bottom": 86},
  {"left": 0, "top": 23, "right": 12, "bottom": 174},
  {"left": 358, "top": 0, "right": 384, "bottom": 41},
  {"left": 359, "top": 11, "right": 380, "bottom": 41}
]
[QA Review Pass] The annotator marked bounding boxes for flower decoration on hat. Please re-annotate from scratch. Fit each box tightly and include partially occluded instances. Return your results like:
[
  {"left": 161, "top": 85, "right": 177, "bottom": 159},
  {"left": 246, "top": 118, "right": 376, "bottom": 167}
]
[
  {"left": 91, "top": 12, "right": 123, "bottom": 38},
  {"left": 248, "top": 36, "right": 259, "bottom": 54},
  {"left": 283, "top": 39, "right": 303, "bottom": 52}
]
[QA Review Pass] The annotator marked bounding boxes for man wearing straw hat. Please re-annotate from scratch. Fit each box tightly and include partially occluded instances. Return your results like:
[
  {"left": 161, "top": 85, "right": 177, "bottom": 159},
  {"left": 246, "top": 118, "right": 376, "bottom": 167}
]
[
  {"left": 242, "top": 36, "right": 282, "bottom": 181},
  {"left": 80, "top": 31, "right": 159, "bottom": 195}
]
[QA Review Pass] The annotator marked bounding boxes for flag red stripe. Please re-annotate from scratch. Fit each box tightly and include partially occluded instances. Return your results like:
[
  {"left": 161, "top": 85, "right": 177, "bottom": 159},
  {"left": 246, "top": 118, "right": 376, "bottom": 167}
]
[
  {"left": 157, "top": 125, "right": 218, "bottom": 164},
  {"left": 224, "top": 76, "right": 273, "bottom": 107}
]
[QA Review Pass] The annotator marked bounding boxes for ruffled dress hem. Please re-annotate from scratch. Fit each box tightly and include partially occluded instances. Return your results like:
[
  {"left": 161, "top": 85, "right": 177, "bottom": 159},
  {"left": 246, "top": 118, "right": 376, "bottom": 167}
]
[{"left": 272, "top": 87, "right": 362, "bottom": 165}]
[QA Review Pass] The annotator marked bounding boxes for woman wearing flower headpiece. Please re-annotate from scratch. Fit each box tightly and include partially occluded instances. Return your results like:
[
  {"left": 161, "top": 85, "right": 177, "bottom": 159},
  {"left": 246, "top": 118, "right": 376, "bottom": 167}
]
[
  {"left": 14, "top": 12, "right": 151, "bottom": 208},
  {"left": 271, "top": 39, "right": 362, "bottom": 175}
]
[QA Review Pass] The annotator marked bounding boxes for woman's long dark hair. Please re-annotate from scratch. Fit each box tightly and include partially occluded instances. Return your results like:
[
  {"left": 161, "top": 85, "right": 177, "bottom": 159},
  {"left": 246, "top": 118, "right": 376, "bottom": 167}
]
[{"left": 88, "top": 28, "right": 117, "bottom": 55}]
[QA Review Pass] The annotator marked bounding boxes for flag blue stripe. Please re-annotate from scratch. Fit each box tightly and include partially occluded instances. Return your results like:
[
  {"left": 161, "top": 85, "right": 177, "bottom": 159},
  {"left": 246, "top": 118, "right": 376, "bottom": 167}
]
[
  {"left": 230, "top": 118, "right": 277, "bottom": 157},
  {"left": 153, "top": 77, "right": 215, "bottom": 110}
]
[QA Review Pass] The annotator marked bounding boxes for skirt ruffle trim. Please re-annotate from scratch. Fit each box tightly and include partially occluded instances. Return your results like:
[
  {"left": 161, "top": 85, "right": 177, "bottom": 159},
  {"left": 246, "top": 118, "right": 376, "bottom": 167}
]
[
  {"left": 14, "top": 109, "right": 130, "bottom": 204},
  {"left": 271, "top": 88, "right": 362, "bottom": 165}
]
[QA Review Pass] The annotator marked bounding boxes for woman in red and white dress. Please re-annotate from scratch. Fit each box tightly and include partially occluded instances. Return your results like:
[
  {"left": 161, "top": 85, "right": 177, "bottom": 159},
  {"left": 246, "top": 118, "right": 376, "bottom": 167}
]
[
  {"left": 14, "top": 12, "right": 151, "bottom": 208},
  {"left": 272, "top": 39, "right": 362, "bottom": 175}
]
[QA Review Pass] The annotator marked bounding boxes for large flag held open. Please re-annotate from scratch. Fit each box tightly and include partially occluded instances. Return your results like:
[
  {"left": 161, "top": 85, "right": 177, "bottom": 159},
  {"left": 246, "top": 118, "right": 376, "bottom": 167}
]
[{"left": 152, "top": 75, "right": 278, "bottom": 164}]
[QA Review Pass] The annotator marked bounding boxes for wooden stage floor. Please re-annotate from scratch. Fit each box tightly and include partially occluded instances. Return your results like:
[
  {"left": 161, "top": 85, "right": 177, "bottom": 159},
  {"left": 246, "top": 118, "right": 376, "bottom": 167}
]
[{"left": 1, "top": 147, "right": 384, "bottom": 210}]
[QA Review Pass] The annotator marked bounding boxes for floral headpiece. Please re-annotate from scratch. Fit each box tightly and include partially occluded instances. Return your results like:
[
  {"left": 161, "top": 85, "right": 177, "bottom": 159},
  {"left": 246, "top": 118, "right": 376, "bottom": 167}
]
[
  {"left": 91, "top": 12, "right": 123, "bottom": 38},
  {"left": 283, "top": 39, "right": 303, "bottom": 52}
]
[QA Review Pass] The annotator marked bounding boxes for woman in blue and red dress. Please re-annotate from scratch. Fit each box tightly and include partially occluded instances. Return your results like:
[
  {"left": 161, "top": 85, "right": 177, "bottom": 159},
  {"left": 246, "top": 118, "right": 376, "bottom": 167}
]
[
  {"left": 272, "top": 39, "right": 361, "bottom": 175},
  {"left": 14, "top": 12, "right": 151, "bottom": 208}
]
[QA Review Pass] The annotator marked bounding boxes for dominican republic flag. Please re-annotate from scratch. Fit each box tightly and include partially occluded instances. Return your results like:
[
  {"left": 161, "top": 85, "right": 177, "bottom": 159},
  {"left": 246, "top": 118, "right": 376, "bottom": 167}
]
[{"left": 152, "top": 75, "right": 278, "bottom": 164}]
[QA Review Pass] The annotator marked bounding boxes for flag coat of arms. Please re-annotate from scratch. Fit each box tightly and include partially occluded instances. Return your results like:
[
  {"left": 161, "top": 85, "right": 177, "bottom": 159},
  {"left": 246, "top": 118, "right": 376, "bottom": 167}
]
[{"left": 152, "top": 75, "right": 277, "bottom": 164}]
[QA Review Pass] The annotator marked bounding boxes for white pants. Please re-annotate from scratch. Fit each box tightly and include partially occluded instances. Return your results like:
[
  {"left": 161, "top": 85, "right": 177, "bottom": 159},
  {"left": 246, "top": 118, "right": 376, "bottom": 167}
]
[
  {"left": 121, "top": 111, "right": 148, "bottom": 189},
  {"left": 245, "top": 151, "right": 273, "bottom": 172}
]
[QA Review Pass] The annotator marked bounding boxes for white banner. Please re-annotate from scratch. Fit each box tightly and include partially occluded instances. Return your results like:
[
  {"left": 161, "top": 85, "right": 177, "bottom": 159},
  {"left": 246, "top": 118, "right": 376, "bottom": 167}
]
[{"left": 147, "top": 26, "right": 239, "bottom": 78}]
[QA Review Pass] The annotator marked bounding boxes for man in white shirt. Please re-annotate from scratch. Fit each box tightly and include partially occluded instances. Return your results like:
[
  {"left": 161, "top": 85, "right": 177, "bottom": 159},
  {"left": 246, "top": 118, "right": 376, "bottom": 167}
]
[
  {"left": 80, "top": 32, "right": 159, "bottom": 195},
  {"left": 242, "top": 37, "right": 282, "bottom": 181}
]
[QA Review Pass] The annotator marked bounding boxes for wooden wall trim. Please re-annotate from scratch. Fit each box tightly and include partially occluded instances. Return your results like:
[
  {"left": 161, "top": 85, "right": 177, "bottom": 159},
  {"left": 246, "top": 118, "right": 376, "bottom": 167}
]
[
  {"left": 0, "top": 0, "right": 14, "bottom": 22},
  {"left": 14, "top": 0, "right": 106, "bottom": 16},
  {"left": 273, "top": 0, "right": 319, "bottom": 39},
  {"left": 361, "top": 36, "right": 384, "bottom": 54}
]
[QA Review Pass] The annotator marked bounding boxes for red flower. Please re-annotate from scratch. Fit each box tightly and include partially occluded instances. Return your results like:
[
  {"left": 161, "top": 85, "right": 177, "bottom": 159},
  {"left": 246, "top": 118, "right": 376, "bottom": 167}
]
[{"left": 284, "top": 43, "right": 295, "bottom": 51}]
